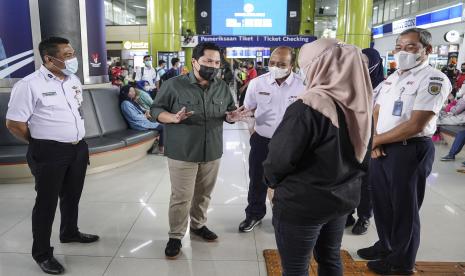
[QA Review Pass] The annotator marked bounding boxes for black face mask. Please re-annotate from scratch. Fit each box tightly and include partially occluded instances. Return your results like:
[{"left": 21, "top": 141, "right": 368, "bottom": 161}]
[
  {"left": 461, "top": 68, "right": 465, "bottom": 73},
  {"left": 197, "top": 64, "right": 219, "bottom": 81}
]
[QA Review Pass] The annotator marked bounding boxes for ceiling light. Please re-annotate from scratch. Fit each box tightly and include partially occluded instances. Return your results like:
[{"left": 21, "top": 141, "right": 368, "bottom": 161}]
[{"left": 133, "top": 5, "right": 146, "bottom": 9}]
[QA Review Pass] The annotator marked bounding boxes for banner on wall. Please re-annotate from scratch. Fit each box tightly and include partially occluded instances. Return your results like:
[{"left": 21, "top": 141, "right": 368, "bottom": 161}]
[
  {"left": 182, "top": 35, "right": 316, "bottom": 48},
  {"left": 0, "top": 0, "right": 35, "bottom": 80},
  {"left": 85, "top": 0, "right": 108, "bottom": 82}
]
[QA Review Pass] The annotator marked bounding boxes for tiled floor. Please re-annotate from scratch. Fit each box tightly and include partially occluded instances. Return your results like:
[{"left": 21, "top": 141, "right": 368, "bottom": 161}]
[{"left": 0, "top": 122, "right": 464, "bottom": 275}]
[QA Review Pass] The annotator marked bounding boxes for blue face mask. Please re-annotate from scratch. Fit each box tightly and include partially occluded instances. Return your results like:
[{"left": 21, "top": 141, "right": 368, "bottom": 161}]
[{"left": 50, "top": 56, "right": 79, "bottom": 75}]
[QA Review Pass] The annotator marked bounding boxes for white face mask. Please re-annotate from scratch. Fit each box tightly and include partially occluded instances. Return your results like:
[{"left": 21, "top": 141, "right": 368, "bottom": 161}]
[
  {"left": 394, "top": 51, "right": 422, "bottom": 70},
  {"left": 143, "top": 85, "right": 150, "bottom": 91},
  {"left": 269, "top": 66, "right": 289, "bottom": 80},
  {"left": 50, "top": 56, "right": 79, "bottom": 75}
]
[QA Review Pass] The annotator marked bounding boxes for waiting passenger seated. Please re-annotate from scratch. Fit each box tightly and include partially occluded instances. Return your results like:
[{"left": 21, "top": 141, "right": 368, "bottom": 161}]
[
  {"left": 119, "top": 85, "right": 164, "bottom": 154},
  {"left": 438, "top": 92, "right": 465, "bottom": 126},
  {"left": 134, "top": 80, "right": 154, "bottom": 110}
]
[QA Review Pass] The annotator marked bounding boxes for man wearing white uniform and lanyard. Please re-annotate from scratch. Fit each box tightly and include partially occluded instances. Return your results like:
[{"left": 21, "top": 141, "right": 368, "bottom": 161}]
[
  {"left": 6, "top": 37, "right": 99, "bottom": 275},
  {"left": 135, "top": 55, "right": 157, "bottom": 89},
  {"left": 238, "top": 47, "right": 305, "bottom": 232},
  {"left": 357, "top": 29, "right": 451, "bottom": 275}
]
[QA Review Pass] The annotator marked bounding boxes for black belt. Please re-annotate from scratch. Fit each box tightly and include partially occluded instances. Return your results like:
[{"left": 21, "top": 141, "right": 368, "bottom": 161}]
[
  {"left": 391, "top": 136, "right": 431, "bottom": 146},
  {"left": 31, "top": 138, "right": 81, "bottom": 146}
]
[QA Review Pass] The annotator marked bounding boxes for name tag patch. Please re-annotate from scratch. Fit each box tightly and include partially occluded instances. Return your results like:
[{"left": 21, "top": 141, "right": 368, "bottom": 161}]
[
  {"left": 428, "top": 82, "right": 442, "bottom": 95},
  {"left": 42, "top": 92, "right": 57, "bottom": 96},
  {"left": 430, "top": 77, "right": 444, "bottom": 82},
  {"left": 258, "top": 92, "right": 270, "bottom": 96}
]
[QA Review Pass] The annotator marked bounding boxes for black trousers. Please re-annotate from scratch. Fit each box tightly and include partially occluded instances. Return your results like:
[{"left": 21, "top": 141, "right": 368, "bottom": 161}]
[
  {"left": 27, "top": 139, "right": 89, "bottom": 262},
  {"left": 370, "top": 138, "right": 434, "bottom": 269},
  {"left": 245, "top": 132, "right": 270, "bottom": 220},
  {"left": 273, "top": 215, "right": 346, "bottom": 276},
  {"left": 355, "top": 174, "right": 373, "bottom": 220}
]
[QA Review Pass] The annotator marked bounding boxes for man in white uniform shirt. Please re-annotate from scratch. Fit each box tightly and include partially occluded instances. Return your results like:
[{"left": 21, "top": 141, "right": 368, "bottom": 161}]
[
  {"left": 357, "top": 28, "right": 451, "bottom": 275},
  {"left": 238, "top": 47, "right": 305, "bottom": 232},
  {"left": 135, "top": 55, "right": 157, "bottom": 89},
  {"left": 6, "top": 37, "right": 99, "bottom": 275}
]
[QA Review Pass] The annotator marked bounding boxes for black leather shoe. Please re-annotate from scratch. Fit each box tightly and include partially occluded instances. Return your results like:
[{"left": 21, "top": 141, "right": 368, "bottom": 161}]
[
  {"left": 60, "top": 232, "right": 99, "bottom": 243},
  {"left": 238, "top": 218, "right": 261, "bottom": 232},
  {"left": 367, "top": 260, "right": 415, "bottom": 275},
  {"left": 346, "top": 214, "right": 356, "bottom": 227},
  {"left": 357, "top": 245, "right": 391, "bottom": 260},
  {"left": 352, "top": 218, "right": 370, "bottom": 235},
  {"left": 37, "top": 257, "right": 65, "bottom": 275},
  {"left": 190, "top": 226, "right": 218, "bottom": 241},
  {"left": 165, "top": 238, "right": 182, "bottom": 259}
]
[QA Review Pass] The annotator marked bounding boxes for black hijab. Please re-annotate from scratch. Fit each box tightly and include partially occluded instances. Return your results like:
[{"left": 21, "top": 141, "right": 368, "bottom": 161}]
[{"left": 362, "top": 48, "right": 384, "bottom": 89}]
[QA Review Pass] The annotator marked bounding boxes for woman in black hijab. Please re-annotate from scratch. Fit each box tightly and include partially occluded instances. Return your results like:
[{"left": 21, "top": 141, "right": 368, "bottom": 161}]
[{"left": 348, "top": 48, "right": 384, "bottom": 235}]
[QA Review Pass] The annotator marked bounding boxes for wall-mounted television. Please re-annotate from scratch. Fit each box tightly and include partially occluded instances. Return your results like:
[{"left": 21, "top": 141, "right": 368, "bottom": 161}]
[{"left": 211, "top": 0, "right": 288, "bottom": 35}]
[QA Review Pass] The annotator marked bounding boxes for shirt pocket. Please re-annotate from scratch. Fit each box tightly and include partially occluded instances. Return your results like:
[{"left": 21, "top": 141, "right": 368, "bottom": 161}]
[
  {"left": 401, "top": 89, "right": 417, "bottom": 116},
  {"left": 40, "top": 95, "right": 61, "bottom": 114},
  {"left": 256, "top": 93, "right": 272, "bottom": 104},
  {"left": 212, "top": 98, "right": 226, "bottom": 117},
  {"left": 177, "top": 98, "right": 200, "bottom": 118}
]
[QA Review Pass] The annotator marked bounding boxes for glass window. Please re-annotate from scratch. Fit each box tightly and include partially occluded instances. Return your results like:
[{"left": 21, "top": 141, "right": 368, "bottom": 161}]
[
  {"left": 428, "top": 0, "right": 438, "bottom": 9},
  {"left": 403, "top": 0, "right": 411, "bottom": 16},
  {"left": 389, "top": 0, "right": 397, "bottom": 20},
  {"left": 378, "top": 0, "right": 385, "bottom": 23},
  {"left": 395, "top": 0, "right": 403, "bottom": 18},
  {"left": 384, "top": 0, "right": 391, "bottom": 22},
  {"left": 419, "top": 0, "right": 429, "bottom": 10},
  {"left": 105, "top": 0, "right": 147, "bottom": 26},
  {"left": 410, "top": 0, "right": 419, "bottom": 13},
  {"left": 373, "top": 5, "right": 379, "bottom": 24}
]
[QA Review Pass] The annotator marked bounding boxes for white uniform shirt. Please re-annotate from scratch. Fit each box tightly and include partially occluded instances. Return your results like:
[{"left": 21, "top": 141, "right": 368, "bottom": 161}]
[
  {"left": 375, "top": 60, "right": 451, "bottom": 137},
  {"left": 6, "top": 65, "right": 85, "bottom": 143},
  {"left": 244, "top": 72, "right": 305, "bottom": 138},
  {"left": 135, "top": 66, "right": 157, "bottom": 86}
]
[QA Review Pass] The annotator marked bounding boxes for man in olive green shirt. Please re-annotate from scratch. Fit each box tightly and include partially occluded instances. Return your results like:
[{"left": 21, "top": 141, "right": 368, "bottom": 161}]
[{"left": 151, "top": 42, "right": 243, "bottom": 259}]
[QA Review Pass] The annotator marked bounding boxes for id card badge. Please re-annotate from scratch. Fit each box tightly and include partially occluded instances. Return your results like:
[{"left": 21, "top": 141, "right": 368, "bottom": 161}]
[
  {"left": 78, "top": 106, "right": 84, "bottom": 119},
  {"left": 392, "top": 100, "right": 403, "bottom": 116}
]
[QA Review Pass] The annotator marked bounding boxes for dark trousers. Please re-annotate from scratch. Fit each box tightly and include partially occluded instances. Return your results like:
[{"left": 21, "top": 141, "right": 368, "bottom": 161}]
[
  {"left": 239, "top": 86, "right": 247, "bottom": 107},
  {"left": 27, "top": 139, "right": 89, "bottom": 262},
  {"left": 449, "top": 130, "right": 465, "bottom": 157},
  {"left": 273, "top": 215, "right": 346, "bottom": 276},
  {"left": 355, "top": 174, "right": 372, "bottom": 219},
  {"left": 245, "top": 132, "right": 270, "bottom": 220},
  {"left": 370, "top": 139, "right": 434, "bottom": 269}
]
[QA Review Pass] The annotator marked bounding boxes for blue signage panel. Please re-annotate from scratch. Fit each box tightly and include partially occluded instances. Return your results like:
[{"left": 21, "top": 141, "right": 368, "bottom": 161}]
[
  {"left": 416, "top": 3, "right": 462, "bottom": 27},
  {"left": 198, "top": 35, "right": 316, "bottom": 48},
  {"left": 0, "top": 0, "right": 35, "bottom": 79},
  {"left": 372, "top": 3, "right": 462, "bottom": 37}
]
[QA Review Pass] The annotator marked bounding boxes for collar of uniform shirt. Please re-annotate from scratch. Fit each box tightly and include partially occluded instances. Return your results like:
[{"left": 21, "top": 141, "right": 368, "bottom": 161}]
[
  {"left": 397, "top": 59, "right": 429, "bottom": 77},
  {"left": 267, "top": 71, "right": 295, "bottom": 86},
  {"left": 39, "top": 65, "right": 65, "bottom": 82}
]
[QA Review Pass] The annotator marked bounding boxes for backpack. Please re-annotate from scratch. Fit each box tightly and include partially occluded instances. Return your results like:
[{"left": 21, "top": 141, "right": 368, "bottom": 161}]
[
  {"left": 132, "top": 67, "right": 144, "bottom": 80},
  {"left": 160, "top": 68, "right": 177, "bottom": 86}
]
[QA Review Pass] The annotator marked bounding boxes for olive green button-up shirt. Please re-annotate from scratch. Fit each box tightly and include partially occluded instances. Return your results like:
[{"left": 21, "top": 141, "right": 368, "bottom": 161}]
[{"left": 151, "top": 71, "right": 236, "bottom": 162}]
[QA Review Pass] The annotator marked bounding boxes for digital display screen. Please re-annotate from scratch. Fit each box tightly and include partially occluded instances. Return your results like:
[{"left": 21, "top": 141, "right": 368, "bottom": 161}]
[{"left": 211, "top": 0, "right": 287, "bottom": 35}]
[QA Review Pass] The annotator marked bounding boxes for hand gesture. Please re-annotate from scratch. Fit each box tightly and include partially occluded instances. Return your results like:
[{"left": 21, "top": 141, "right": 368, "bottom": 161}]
[
  {"left": 226, "top": 106, "right": 245, "bottom": 123},
  {"left": 172, "top": 107, "right": 194, "bottom": 123}
]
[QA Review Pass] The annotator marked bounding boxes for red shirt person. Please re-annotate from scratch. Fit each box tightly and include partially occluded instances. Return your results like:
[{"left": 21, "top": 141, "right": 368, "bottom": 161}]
[{"left": 239, "top": 61, "right": 258, "bottom": 106}]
